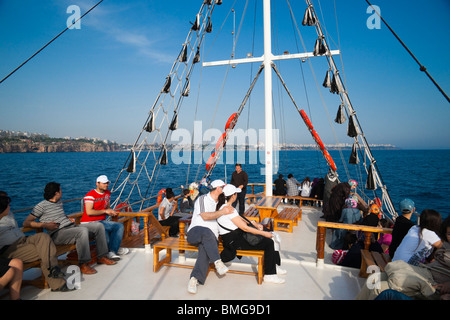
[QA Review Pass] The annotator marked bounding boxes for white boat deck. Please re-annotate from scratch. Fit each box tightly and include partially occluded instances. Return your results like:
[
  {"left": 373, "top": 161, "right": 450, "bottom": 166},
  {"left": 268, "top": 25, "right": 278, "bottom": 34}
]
[{"left": 16, "top": 205, "right": 366, "bottom": 300}]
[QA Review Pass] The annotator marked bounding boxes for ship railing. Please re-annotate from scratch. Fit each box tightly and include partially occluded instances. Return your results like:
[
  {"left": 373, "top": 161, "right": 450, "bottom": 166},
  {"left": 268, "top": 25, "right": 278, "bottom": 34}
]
[
  {"left": 315, "top": 221, "right": 392, "bottom": 268},
  {"left": 12, "top": 197, "right": 85, "bottom": 216}
]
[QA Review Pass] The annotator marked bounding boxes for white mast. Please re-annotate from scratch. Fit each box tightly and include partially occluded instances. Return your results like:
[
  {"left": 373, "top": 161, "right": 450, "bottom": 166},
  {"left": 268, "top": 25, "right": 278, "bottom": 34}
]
[
  {"left": 202, "top": 0, "right": 340, "bottom": 195},
  {"left": 262, "top": 0, "right": 273, "bottom": 196}
]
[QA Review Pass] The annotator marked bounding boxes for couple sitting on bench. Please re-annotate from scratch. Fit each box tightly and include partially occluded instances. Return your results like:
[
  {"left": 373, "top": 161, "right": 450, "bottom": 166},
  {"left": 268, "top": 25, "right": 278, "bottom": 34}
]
[{"left": 186, "top": 180, "right": 285, "bottom": 294}]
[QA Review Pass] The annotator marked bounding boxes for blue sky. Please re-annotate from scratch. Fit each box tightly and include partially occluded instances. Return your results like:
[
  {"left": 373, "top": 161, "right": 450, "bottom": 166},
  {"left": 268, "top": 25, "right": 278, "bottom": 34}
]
[{"left": 0, "top": 0, "right": 449, "bottom": 149}]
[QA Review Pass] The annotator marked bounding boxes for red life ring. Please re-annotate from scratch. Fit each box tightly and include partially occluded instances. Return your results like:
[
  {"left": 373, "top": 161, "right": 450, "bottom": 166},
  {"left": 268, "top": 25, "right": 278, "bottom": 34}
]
[
  {"left": 300, "top": 110, "right": 313, "bottom": 130},
  {"left": 311, "top": 130, "right": 325, "bottom": 150},
  {"left": 225, "top": 113, "right": 238, "bottom": 131},
  {"left": 215, "top": 132, "right": 227, "bottom": 151},
  {"left": 373, "top": 197, "right": 382, "bottom": 208},
  {"left": 205, "top": 152, "right": 216, "bottom": 171},
  {"left": 323, "top": 150, "right": 337, "bottom": 172},
  {"left": 116, "top": 202, "right": 132, "bottom": 212},
  {"left": 157, "top": 189, "right": 166, "bottom": 203}
]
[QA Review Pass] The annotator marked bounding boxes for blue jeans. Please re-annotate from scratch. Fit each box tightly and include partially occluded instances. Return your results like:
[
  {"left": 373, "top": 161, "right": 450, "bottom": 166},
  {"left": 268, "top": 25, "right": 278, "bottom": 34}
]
[
  {"left": 99, "top": 220, "right": 124, "bottom": 253},
  {"left": 375, "top": 289, "right": 412, "bottom": 300}
]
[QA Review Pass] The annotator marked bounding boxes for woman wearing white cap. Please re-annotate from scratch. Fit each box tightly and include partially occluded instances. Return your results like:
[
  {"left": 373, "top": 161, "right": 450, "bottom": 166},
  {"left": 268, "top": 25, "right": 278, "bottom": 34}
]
[{"left": 216, "top": 185, "right": 286, "bottom": 284}]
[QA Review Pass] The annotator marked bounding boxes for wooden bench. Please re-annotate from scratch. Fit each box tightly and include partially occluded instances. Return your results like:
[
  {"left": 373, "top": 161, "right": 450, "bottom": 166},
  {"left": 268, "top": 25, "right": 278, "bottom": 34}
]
[
  {"left": 153, "top": 237, "right": 265, "bottom": 284},
  {"left": 298, "top": 196, "right": 322, "bottom": 207},
  {"left": 243, "top": 206, "right": 260, "bottom": 223},
  {"left": 245, "top": 193, "right": 264, "bottom": 204},
  {"left": 273, "top": 207, "right": 301, "bottom": 233},
  {"left": 20, "top": 212, "right": 83, "bottom": 289},
  {"left": 245, "top": 183, "right": 266, "bottom": 204},
  {"left": 117, "top": 211, "right": 170, "bottom": 249},
  {"left": 20, "top": 206, "right": 170, "bottom": 289},
  {"left": 359, "top": 249, "right": 391, "bottom": 278},
  {"left": 116, "top": 197, "right": 184, "bottom": 249}
]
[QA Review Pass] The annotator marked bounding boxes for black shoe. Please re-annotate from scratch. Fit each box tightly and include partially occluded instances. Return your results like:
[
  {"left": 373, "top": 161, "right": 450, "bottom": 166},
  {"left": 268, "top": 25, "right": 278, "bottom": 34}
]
[
  {"left": 48, "top": 266, "right": 65, "bottom": 279},
  {"left": 51, "top": 283, "right": 75, "bottom": 292}
]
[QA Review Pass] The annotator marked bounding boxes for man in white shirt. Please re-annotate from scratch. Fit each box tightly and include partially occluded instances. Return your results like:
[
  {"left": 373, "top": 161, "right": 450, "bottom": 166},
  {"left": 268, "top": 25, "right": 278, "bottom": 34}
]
[{"left": 186, "top": 180, "right": 233, "bottom": 294}]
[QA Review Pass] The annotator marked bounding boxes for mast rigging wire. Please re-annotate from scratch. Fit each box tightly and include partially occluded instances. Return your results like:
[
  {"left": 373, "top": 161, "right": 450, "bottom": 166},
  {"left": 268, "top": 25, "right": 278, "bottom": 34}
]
[
  {"left": 365, "top": 0, "right": 449, "bottom": 104},
  {"left": 0, "top": 0, "right": 104, "bottom": 86}
]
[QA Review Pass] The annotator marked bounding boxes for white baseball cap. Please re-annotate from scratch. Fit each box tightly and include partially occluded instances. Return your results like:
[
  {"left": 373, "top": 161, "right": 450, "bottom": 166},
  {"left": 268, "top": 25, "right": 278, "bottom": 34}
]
[
  {"left": 210, "top": 179, "right": 226, "bottom": 189},
  {"left": 96, "top": 175, "right": 110, "bottom": 183},
  {"left": 223, "top": 184, "right": 241, "bottom": 197}
]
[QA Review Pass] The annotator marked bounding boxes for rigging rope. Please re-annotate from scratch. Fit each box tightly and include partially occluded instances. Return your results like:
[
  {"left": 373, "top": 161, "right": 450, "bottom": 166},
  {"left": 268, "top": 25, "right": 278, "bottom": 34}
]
[
  {"left": 365, "top": 0, "right": 449, "bottom": 104},
  {"left": 111, "top": 1, "right": 218, "bottom": 210},
  {"left": 0, "top": 0, "right": 104, "bottom": 86}
]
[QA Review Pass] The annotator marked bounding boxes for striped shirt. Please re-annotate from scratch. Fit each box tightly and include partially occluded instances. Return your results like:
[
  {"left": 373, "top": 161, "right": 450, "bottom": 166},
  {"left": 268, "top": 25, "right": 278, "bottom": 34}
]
[{"left": 31, "top": 200, "right": 74, "bottom": 235}]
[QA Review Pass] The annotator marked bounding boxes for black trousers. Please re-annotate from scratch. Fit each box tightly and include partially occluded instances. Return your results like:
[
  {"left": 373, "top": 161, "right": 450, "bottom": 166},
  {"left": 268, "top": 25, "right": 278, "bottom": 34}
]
[
  {"left": 220, "top": 231, "right": 280, "bottom": 275},
  {"left": 232, "top": 190, "right": 246, "bottom": 215},
  {"left": 159, "top": 216, "right": 180, "bottom": 236}
]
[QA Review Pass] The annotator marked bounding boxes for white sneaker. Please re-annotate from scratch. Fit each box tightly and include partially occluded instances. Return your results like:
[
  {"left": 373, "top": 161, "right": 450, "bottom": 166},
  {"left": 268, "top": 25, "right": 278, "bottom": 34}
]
[
  {"left": 117, "top": 247, "right": 130, "bottom": 255},
  {"left": 214, "top": 259, "right": 229, "bottom": 276},
  {"left": 187, "top": 277, "right": 198, "bottom": 294},
  {"left": 263, "top": 274, "right": 285, "bottom": 284},
  {"left": 107, "top": 251, "right": 120, "bottom": 261},
  {"left": 276, "top": 265, "right": 287, "bottom": 275}
]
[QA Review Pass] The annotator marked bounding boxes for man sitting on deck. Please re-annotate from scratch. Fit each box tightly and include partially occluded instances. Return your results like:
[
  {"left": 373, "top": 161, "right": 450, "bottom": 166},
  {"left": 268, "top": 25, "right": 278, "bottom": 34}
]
[
  {"left": 186, "top": 179, "right": 234, "bottom": 294},
  {"left": 286, "top": 174, "right": 301, "bottom": 204},
  {"left": 0, "top": 191, "right": 70, "bottom": 292},
  {"left": 25, "top": 182, "right": 117, "bottom": 275},
  {"left": 81, "top": 175, "right": 129, "bottom": 260}
]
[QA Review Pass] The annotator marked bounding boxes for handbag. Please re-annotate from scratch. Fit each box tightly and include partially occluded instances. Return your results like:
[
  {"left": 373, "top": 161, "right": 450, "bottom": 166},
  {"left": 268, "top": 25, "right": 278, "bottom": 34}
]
[
  {"left": 218, "top": 217, "right": 264, "bottom": 246},
  {"left": 241, "top": 216, "right": 264, "bottom": 246},
  {"left": 242, "top": 230, "right": 264, "bottom": 246}
]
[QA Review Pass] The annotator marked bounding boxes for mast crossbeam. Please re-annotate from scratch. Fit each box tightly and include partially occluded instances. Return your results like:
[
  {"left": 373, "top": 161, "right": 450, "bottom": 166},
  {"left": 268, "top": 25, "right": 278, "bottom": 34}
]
[{"left": 202, "top": 50, "right": 340, "bottom": 67}]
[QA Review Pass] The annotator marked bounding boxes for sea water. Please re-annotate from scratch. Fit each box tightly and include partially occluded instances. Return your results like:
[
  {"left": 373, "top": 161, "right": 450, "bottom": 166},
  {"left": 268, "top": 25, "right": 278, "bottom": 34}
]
[{"left": 0, "top": 149, "right": 448, "bottom": 225}]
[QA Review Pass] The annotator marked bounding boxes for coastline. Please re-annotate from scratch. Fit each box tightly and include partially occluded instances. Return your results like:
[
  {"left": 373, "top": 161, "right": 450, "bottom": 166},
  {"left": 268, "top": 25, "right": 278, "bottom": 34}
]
[{"left": 0, "top": 141, "right": 398, "bottom": 153}]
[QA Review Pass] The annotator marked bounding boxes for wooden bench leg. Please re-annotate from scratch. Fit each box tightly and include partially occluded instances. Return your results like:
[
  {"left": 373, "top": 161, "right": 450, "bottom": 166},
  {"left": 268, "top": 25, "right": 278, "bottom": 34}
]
[
  {"left": 258, "top": 255, "right": 264, "bottom": 285},
  {"left": 316, "top": 226, "right": 326, "bottom": 267},
  {"left": 153, "top": 246, "right": 172, "bottom": 272},
  {"left": 288, "top": 222, "right": 293, "bottom": 233}
]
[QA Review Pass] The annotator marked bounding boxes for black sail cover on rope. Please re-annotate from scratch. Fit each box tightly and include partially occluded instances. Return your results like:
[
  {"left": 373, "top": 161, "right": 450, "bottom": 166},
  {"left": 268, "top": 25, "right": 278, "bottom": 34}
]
[
  {"left": 335, "top": 104, "right": 346, "bottom": 124},
  {"left": 145, "top": 112, "right": 155, "bottom": 133},
  {"left": 313, "top": 36, "right": 326, "bottom": 56},
  {"left": 302, "top": 5, "right": 316, "bottom": 26},
  {"left": 349, "top": 142, "right": 359, "bottom": 164},
  {"left": 366, "top": 163, "right": 377, "bottom": 190},
  {"left": 191, "top": 14, "right": 200, "bottom": 31},
  {"left": 169, "top": 112, "right": 178, "bottom": 131},
  {"left": 347, "top": 115, "right": 358, "bottom": 138},
  {"left": 180, "top": 44, "right": 188, "bottom": 63},
  {"left": 127, "top": 151, "right": 136, "bottom": 173},
  {"left": 193, "top": 47, "right": 201, "bottom": 64},
  {"left": 330, "top": 73, "right": 341, "bottom": 94},
  {"left": 160, "top": 147, "right": 168, "bottom": 165},
  {"left": 182, "top": 78, "right": 190, "bottom": 97},
  {"left": 322, "top": 70, "right": 331, "bottom": 88},
  {"left": 162, "top": 76, "right": 171, "bottom": 93},
  {"left": 206, "top": 17, "right": 212, "bottom": 33}
]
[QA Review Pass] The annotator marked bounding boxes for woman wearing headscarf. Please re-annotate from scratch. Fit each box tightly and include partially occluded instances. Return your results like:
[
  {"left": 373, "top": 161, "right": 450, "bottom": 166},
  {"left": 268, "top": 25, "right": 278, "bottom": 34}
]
[{"left": 323, "top": 179, "right": 357, "bottom": 222}]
